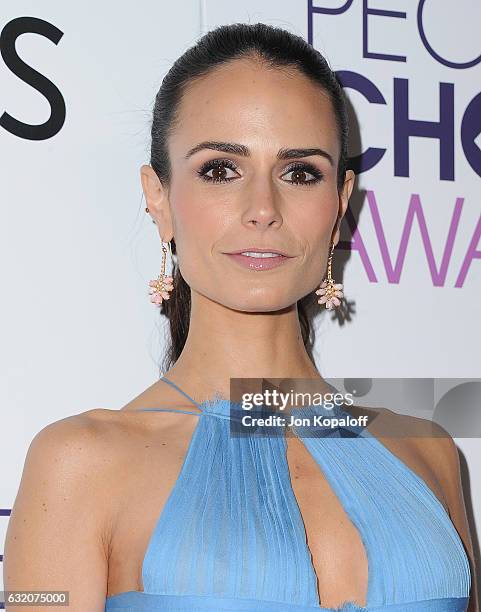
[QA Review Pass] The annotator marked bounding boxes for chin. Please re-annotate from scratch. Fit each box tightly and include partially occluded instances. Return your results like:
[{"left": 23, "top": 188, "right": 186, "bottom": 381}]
[{"left": 219, "top": 292, "right": 297, "bottom": 314}]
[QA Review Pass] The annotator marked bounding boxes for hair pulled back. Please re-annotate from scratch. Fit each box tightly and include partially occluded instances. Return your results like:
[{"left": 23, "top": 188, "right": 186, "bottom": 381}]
[{"left": 147, "top": 23, "right": 349, "bottom": 372}]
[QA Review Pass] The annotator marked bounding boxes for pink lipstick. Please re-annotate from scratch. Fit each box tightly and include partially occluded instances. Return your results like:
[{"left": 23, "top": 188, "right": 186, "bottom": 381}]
[{"left": 223, "top": 248, "right": 295, "bottom": 271}]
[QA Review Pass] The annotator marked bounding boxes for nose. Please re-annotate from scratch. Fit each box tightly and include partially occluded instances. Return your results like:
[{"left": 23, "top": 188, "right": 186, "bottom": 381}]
[{"left": 241, "top": 176, "right": 283, "bottom": 231}]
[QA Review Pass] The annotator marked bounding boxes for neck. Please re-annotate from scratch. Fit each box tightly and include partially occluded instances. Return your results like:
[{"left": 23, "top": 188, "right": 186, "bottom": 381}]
[{"left": 164, "top": 291, "right": 326, "bottom": 400}]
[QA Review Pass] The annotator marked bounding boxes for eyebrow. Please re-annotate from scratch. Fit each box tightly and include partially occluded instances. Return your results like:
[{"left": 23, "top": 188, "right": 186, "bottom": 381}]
[{"left": 184, "top": 141, "right": 334, "bottom": 166}]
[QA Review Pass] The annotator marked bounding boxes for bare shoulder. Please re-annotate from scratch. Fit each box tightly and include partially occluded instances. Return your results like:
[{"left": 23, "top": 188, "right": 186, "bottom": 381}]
[
  {"left": 18, "top": 406, "right": 178, "bottom": 518},
  {"left": 4, "top": 410, "right": 130, "bottom": 609},
  {"left": 349, "top": 403, "right": 459, "bottom": 506},
  {"left": 4, "top": 404, "right": 200, "bottom": 610},
  {"left": 14, "top": 409, "right": 133, "bottom": 525},
  {"left": 351, "top": 403, "right": 439, "bottom": 440},
  {"left": 26, "top": 408, "right": 128, "bottom": 471},
  {"left": 26, "top": 406, "right": 180, "bottom": 471},
  {"left": 26, "top": 410, "right": 107, "bottom": 472},
  {"left": 18, "top": 404, "right": 195, "bottom": 514},
  {"left": 365, "top": 406, "right": 461, "bottom": 482},
  {"left": 356, "top": 404, "right": 461, "bottom": 485}
]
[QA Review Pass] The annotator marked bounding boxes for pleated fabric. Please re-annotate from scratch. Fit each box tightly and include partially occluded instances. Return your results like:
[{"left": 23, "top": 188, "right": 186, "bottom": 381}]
[{"left": 105, "top": 384, "right": 471, "bottom": 612}]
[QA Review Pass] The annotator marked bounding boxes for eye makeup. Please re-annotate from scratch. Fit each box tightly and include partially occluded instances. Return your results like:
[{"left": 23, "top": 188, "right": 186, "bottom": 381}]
[
  {"left": 196, "top": 159, "right": 239, "bottom": 183},
  {"left": 196, "top": 158, "right": 324, "bottom": 186},
  {"left": 282, "top": 162, "right": 324, "bottom": 186}
]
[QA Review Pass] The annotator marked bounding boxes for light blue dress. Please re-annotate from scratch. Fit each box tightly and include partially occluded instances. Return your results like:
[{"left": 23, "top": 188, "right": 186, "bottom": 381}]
[{"left": 105, "top": 377, "right": 471, "bottom": 611}]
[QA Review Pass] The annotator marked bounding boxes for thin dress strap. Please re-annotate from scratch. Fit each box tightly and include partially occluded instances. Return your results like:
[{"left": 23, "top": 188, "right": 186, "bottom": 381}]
[{"left": 135, "top": 376, "right": 204, "bottom": 415}]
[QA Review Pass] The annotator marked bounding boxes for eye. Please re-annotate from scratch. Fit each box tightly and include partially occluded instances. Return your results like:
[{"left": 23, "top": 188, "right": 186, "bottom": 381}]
[
  {"left": 197, "top": 159, "right": 239, "bottom": 183},
  {"left": 282, "top": 162, "right": 324, "bottom": 187}
]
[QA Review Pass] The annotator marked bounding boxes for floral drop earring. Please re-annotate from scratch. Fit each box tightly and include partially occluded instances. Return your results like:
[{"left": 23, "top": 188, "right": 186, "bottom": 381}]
[
  {"left": 148, "top": 237, "right": 175, "bottom": 306},
  {"left": 315, "top": 243, "right": 344, "bottom": 310}
]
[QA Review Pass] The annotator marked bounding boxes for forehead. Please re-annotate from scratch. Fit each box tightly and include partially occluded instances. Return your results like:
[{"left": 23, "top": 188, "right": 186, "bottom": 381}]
[{"left": 169, "top": 58, "right": 339, "bottom": 160}]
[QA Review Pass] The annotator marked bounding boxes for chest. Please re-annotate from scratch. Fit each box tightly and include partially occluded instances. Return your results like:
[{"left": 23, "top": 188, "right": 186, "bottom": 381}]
[
  {"left": 107, "top": 415, "right": 463, "bottom": 608},
  {"left": 286, "top": 433, "right": 369, "bottom": 605}
]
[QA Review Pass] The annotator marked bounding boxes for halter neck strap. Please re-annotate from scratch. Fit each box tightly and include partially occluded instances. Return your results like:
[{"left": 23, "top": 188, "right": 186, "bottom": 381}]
[{"left": 159, "top": 376, "right": 204, "bottom": 411}]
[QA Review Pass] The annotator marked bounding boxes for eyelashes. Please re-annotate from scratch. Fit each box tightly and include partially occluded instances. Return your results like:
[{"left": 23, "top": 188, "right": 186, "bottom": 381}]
[
  {"left": 196, "top": 159, "right": 238, "bottom": 183},
  {"left": 196, "top": 158, "right": 324, "bottom": 187}
]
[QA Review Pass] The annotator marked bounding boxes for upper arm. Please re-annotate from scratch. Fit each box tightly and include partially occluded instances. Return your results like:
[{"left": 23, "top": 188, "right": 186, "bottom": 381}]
[
  {"left": 3, "top": 414, "right": 111, "bottom": 611},
  {"left": 422, "top": 424, "right": 478, "bottom": 612}
]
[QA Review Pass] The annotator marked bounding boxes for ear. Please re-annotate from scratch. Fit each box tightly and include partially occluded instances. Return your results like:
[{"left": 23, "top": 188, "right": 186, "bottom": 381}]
[
  {"left": 331, "top": 169, "right": 355, "bottom": 247},
  {"left": 140, "top": 164, "right": 174, "bottom": 240}
]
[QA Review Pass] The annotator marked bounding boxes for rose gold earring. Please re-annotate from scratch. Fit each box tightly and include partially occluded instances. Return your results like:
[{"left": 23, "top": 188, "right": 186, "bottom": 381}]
[
  {"left": 148, "top": 238, "right": 174, "bottom": 306},
  {"left": 315, "top": 243, "right": 344, "bottom": 310}
]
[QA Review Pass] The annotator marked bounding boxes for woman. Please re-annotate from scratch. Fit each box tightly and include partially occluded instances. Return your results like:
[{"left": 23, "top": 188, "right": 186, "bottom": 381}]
[{"left": 3, "top": 22, "right": 477, "bottom": 612}]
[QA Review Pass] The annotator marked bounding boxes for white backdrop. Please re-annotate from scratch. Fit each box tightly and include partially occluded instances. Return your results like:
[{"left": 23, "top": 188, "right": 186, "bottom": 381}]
[{"left": 1, "top": 0, "right": 480, "bottom": 598}]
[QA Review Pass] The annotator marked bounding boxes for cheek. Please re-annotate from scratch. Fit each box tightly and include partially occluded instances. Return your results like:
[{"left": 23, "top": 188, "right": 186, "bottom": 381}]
[
  {"left": 293, "top": 194, "right": 339, "bottom": 260},
  {"left": 170, "top": 193, "right": 226, "bottom": 285}
]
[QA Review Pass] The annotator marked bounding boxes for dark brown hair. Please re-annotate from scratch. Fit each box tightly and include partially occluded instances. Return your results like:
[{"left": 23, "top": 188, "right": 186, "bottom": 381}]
[{"left": 147, "top": 23, "right": 349, "bottom": 373}]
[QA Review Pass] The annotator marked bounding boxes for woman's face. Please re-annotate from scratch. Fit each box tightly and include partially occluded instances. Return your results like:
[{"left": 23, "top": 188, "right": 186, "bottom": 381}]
[{"left": 142, "top": 58, "right": 355, "bottom": 312}]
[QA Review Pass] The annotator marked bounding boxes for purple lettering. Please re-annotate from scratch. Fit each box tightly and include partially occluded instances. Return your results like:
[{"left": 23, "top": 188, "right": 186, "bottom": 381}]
[
  {"left": 367, "top": 191, "right": 464, "bottom": 286},
  {"left": 417, "top": 0, "right": 481, "bottom": 69},
  {"left": 363, "top": 0, "right": 406, "bottom": 62},
  {"left": 461, "top": 91, "right": 481, "bottom": 178},
  {"left": 308, "top": 0, "right": 354, "bottom": 44},
  {"left": 394, "top": 79, "right": 455, "bottom": 180},
  {"left": 455, "top": 213, "right": 481, "bottom": 288},
  {"left": 336, "top": 70, "right": 387, "bottom": 174}
]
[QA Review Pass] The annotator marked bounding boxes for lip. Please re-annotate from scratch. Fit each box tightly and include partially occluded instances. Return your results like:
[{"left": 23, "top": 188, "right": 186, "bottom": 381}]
[
  {"left": 222, "top": 249, "right": 295, "bottom": 271},
  {"left": 223, "top": 247, "right": 293, "bottom": 257}
]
